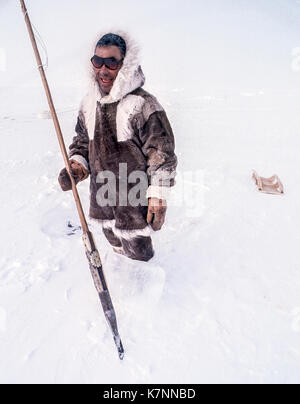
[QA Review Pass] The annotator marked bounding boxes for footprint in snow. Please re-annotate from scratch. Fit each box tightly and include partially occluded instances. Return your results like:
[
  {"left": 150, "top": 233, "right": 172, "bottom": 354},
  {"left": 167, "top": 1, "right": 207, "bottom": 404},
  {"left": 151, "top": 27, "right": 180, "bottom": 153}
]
[
  {"left": 66, "top": 221, "right": 82, "bottom": 236},
  {"left": 40, "top": 208, "right": 81, "bottom": 238}
]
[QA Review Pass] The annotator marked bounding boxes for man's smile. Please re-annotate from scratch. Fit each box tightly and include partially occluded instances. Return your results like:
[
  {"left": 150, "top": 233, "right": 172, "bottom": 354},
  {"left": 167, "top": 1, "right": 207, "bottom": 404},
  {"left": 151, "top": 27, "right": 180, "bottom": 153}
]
[{"left": 100, "top": 77, "right": 113, "bottom": 84}]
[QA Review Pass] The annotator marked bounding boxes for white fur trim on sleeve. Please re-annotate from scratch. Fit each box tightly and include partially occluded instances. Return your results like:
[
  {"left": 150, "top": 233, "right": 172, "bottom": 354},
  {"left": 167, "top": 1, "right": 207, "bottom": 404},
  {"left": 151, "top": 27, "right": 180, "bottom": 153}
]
[
  {"left": 70, "top": 155, "right": 90, "bottom": 173},
  {"left": 146, "top": 186, "right": 171, "bottom": 201}
]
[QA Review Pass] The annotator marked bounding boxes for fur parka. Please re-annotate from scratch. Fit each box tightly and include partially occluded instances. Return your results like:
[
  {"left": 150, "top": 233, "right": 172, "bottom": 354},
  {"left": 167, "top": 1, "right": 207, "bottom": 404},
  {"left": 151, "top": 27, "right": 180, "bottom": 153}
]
[{"left": 68, "top": 31, "right": 177, "bottom": 237}]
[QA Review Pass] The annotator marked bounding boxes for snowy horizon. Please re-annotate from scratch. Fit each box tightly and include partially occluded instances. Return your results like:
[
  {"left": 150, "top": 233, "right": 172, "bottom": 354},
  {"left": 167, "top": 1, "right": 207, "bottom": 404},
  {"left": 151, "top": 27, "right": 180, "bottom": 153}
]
[{"left": 1, "top": 0, "right": 300, "bottom": 92}]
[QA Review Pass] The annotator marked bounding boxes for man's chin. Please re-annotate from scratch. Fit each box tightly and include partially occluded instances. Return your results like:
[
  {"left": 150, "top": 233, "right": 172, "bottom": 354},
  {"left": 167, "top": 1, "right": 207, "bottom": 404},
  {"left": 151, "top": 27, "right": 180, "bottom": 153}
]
[{"left": 98, "top": 81, "right": 113, "bottom": 95}]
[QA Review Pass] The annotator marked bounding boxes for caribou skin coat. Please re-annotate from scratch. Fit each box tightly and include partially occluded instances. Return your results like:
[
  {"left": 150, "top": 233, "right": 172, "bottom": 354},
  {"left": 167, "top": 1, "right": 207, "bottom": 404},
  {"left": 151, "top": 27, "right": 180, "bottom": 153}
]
[{"left": 68, "top": 31, "right": 177, "bottom": 239}]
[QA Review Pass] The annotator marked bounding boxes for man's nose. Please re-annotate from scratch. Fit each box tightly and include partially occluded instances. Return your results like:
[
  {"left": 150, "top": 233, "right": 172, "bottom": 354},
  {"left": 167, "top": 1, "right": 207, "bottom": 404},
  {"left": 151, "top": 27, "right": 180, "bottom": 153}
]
[{"left": 99, "top": 64, "right": 108, "bottom": 73}]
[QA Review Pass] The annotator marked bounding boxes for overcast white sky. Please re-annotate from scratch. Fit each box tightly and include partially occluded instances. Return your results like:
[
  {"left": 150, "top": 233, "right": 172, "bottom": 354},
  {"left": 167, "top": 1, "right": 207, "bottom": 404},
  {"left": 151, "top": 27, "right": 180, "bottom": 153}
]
[{"left": 1, "top": 0, "right": 300, "bottom": 91}]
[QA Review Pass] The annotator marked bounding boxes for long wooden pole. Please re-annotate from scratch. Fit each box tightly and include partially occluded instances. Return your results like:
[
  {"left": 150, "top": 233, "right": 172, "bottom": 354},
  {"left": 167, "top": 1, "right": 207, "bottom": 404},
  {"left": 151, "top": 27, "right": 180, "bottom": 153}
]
[
  {"left": 20, "top": 0, "right": 124, "bottom": 360},
  {"left": 20, "top": 0, "right": 88, "bottom": 232}
]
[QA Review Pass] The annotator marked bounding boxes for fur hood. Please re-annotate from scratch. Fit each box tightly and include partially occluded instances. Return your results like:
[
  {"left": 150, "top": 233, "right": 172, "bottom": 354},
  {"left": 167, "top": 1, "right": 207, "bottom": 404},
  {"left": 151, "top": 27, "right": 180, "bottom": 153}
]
[{"left": 87, "top": 30, "right": 145, "bottom": 105}]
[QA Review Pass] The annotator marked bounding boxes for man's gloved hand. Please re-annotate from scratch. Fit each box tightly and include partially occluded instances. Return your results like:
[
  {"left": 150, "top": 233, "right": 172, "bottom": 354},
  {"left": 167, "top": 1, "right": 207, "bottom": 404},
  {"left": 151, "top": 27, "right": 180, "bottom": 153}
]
[
  {"left": 58, "top": 159, "right": 89, "bottom": 192},
  {"left": 147, "top": 197, "right": 167, "bottom": 231}
]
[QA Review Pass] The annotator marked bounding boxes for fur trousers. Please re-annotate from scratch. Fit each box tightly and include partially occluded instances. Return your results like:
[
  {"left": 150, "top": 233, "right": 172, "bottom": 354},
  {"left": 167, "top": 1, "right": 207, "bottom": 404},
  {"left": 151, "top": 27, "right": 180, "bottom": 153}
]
[{"left": 102, "top": 226, "right": 154, "bottom": 262}]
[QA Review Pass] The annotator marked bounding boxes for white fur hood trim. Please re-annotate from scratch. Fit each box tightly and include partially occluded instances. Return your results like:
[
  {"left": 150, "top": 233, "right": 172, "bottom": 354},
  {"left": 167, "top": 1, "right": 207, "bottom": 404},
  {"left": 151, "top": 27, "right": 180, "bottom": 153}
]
[{"left": 88, "top": 30, "right": 145, "bottom": 105}]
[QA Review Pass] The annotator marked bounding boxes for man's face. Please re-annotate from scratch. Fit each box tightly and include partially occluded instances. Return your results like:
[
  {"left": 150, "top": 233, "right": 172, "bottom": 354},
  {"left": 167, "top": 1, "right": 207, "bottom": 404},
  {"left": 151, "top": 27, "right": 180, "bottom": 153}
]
[{"left": 93, "top": 45, "right": 123, "bottom": 95}]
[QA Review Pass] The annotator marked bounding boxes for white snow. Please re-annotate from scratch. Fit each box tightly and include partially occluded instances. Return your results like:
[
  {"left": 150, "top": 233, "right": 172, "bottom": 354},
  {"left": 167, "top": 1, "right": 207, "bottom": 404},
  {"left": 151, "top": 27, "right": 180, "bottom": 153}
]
[{"left": 1, "top": 0, "right": 300, "bottom": 384}]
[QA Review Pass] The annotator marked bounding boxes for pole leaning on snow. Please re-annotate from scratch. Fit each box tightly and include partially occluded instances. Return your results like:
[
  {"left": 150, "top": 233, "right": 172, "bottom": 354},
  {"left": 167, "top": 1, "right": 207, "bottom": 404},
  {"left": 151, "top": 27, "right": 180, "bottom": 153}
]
[{"left": 19, "top": 0, "right": 124, "bottom": 360}]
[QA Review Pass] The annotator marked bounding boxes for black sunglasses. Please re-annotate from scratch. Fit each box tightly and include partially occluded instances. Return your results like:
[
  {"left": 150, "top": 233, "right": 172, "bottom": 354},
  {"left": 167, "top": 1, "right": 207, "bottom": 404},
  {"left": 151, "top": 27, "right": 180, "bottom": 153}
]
[{"left": 91, "top": 55, "right": 124, "bottom": 70}]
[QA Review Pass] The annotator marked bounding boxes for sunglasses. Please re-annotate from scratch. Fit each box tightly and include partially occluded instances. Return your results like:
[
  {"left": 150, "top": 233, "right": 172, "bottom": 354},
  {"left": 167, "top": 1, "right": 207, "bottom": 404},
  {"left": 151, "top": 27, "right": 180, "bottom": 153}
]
[{"left": 91, "top": 55, "right": 124, "bottom": 70}]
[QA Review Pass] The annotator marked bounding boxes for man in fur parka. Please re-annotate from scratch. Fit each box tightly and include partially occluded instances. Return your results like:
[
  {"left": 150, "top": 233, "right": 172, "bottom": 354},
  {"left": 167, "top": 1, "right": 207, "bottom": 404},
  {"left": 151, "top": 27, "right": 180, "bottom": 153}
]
[{"left": 58, "top": 32, "right": 177, "bottom": 262}]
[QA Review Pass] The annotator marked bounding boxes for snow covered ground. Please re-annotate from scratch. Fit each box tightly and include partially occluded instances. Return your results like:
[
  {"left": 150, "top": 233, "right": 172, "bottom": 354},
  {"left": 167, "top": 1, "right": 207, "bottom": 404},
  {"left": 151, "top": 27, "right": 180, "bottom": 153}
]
[{"left": 1, "top": 0, "right": 300, "bottom": 384}]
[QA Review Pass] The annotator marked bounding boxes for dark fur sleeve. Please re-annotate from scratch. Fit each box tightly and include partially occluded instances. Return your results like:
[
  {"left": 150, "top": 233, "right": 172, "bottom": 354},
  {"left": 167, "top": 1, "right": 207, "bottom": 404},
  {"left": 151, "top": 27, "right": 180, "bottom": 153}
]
[
  {"left": 140, "top": 110, "right": 177, "bottom": 196},
  {"left": 68, "top": 111, "right": 90, "bottom": 172}
]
